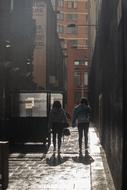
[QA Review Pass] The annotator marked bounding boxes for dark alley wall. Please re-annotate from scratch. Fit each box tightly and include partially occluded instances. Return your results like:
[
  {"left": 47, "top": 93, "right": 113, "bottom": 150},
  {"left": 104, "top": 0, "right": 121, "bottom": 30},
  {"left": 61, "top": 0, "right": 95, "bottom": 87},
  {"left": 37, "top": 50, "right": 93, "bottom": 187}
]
[
  {"left": 123, "top": 0, "right": 127, "bottom": 189},
  {"left": 0, "top": 0, "right": 36, "bottom": 91},
  {"left": 89, "top": 0, "right": 123, "bottom": 189}
]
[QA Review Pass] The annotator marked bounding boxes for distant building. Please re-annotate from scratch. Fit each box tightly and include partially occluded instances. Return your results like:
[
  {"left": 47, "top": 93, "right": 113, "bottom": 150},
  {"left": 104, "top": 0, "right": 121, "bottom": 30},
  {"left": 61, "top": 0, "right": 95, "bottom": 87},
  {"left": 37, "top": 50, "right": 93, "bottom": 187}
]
[
  {"left": 0, "top": 0, "right": 36, "bottom": 90},
  {"left": 56, "top": 0, "right": 89, "bottom": 115},
  {"left": 0, "top": 0, "right": 64, "bottom": 92},
  {"left": 10, "top": 0, "right": 35, "bottom": 90},
  {"left": 67, "top": 46, "right": 89, "bottom": 114},
  {"left": 32, "top": 0, "right": 64, "bottom": 91},
  {"left": 0, "top": 0, "right": 65, "bottom": 121},
  {"left": 0, "top": 0, "right": 36, "bottom": 119}
]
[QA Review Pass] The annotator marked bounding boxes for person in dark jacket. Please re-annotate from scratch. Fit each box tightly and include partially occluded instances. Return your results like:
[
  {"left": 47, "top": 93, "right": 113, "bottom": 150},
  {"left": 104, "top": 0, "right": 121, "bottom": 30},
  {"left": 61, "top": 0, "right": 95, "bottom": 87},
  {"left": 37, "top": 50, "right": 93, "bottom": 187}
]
[
  {"left": 48, "top": 100, "right": 68, "bottom": 155},
  {"left": 72, "top": 97, "right": 91, "bottom": 157}
]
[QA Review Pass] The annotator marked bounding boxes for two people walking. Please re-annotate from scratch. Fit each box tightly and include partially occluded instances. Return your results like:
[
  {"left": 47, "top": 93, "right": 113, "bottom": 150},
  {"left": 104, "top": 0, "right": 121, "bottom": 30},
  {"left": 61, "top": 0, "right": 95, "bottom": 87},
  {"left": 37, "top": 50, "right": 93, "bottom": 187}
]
[{"left": 48, "top": 97, "right": 91, "bottom": 157}]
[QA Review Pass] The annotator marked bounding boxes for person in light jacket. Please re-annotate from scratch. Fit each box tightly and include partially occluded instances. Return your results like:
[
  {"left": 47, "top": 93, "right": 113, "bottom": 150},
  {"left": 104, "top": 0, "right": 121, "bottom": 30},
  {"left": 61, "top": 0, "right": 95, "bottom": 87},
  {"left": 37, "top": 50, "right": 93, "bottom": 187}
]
[
  {"left": 72, "top": 97, "right": 91, "bottom": 156},
  {"left": 48, "top": 100, "right": 67, "bottom": 155}
]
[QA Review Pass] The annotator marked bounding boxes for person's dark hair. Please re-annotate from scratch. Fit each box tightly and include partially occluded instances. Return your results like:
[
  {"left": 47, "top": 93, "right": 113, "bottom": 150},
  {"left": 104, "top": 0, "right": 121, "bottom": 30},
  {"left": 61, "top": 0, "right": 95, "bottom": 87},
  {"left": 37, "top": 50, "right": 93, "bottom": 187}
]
[
  {"left": 80, "top": 97, "right": 88, "bottom": 105},
  {"left": 52, "top": 100, "right": 61, "bottom": 109}
]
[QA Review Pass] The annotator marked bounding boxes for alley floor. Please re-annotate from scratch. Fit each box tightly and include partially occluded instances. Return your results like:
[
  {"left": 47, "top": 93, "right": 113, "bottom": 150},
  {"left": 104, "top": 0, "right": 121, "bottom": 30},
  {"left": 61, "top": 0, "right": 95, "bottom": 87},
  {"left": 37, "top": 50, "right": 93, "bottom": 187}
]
[{"left": 7, "top": 123, "right": 115, "bottom": 190}]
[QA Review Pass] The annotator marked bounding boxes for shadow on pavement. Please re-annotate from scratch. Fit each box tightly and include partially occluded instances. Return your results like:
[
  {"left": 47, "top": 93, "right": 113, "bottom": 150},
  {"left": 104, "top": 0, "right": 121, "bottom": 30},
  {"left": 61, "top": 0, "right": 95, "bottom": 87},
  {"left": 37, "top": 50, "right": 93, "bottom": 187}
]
[
  {"left": 9, "top": 143, "right": 49, "bottom": 154},
  {"left": 46, "top": 153, "right": 69, "bottom": 166},
  {"left": 72, "top": 150, "right": 94, "bottom": 165}
]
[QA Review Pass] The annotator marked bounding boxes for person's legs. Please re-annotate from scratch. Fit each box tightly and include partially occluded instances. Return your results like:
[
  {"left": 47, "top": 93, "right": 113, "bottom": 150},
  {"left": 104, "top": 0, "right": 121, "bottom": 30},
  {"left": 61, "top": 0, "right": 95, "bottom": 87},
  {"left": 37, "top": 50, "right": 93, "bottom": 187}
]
[
  {"left": 84, "top": 123, "right": 89, "bottom": 149},
  {"left": 58, "top": 129, "right": 63, "bottom": 154},
  {"left": 52, "top": 125, "right": 57, "bottom": 151},
  {"left": 78, "top": 125, "right": 83, "bottom": 154}
]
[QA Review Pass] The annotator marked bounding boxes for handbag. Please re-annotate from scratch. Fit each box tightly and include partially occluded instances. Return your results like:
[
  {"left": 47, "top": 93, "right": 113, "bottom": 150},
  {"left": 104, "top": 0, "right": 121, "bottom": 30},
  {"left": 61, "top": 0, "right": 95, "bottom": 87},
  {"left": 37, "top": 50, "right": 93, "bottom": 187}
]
[
  {"left": 63, "top": 128, "right": 71, "bottom": 136},
  {"left": 64, "top": 122, "right": 69, "bottom": 128},
  {"left": 61, "top": 122, "right": 69, "bottom": 129}
]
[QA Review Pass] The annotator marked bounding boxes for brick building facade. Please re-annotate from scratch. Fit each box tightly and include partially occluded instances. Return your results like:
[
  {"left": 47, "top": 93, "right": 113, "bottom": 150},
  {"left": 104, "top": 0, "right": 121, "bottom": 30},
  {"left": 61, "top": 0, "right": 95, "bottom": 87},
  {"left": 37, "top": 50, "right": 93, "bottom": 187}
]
[{"left": 55, "top": 0, "right": 89, "bottom": 115}]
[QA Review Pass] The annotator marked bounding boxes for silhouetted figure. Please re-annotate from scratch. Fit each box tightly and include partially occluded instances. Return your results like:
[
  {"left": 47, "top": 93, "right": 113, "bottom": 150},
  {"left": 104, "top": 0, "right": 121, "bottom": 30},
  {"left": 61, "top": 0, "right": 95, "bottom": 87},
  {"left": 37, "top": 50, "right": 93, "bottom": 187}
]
[
  {"left": 72, "top": 97, "right": 91, "bottom": 157},
  {"left": 48, "top": 101, "right": 68, "bottom": 156}
]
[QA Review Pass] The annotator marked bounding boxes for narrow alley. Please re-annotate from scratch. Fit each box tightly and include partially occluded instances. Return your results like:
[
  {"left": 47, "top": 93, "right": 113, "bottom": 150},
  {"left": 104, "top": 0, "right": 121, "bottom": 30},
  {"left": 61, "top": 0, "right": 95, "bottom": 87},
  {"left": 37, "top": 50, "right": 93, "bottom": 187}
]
[
  {"left": 0, "top": 1, "right": 126, "bottom": 190},
  {"left": 7, "top": 124, "right": 115, "bottom": 190}
]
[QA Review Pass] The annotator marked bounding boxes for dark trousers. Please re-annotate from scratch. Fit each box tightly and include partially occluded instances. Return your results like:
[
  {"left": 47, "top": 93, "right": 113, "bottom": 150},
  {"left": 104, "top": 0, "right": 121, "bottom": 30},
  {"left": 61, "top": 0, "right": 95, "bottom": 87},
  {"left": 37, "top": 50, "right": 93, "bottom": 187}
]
[
  {"left": 78, "top": 123, "right": 89, "bottom": 151},
  {"left": 52, "top": 123, "right": 63, "bottom": 150}
]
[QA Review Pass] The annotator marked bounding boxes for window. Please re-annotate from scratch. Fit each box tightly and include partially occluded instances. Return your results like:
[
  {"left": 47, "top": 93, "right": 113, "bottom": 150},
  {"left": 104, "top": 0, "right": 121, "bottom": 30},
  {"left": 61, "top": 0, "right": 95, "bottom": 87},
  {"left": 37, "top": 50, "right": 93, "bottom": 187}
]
[
  {"left": 57, "top": 12, "right": 64, "bottom": 20},
  {"left": 69, "top": 40, "right": 78, "bottom": 47},
  {"left": 84, "top": 39, "right": 88, "bottom": 46},
  {"left": 85, "top": 61, "right": 88, "bottom": 66},
  {"left": 67, "top": 14, "right": 77, "bottom": 21},
  {"left": 58, "top": 0, "right": 64, "bottom": 7},
  {"left": 60, "top": 39, "right": 65, "bottom": 49},
  {"left": 85, "top": 14, "right": 88, "bottom": 24},
  {"left": 67, "top": 24, "right": 77, "bottom": 34},
  {"left": 74, "top": 71, "right": 80, "bottom": 87},
  {"left": 74, "top": 60, "right": 88, "bottom": 65},
  {"left": 74, "top": 60, "right": 80, "bottom": 65},
  {"left": 33, "top": 0, "right": 44, "bottom": 7},
  {"left": 57, "top": 25, "right": 64, "bottom": 33},
  {"left": 67, "top": 1, "right": 77, "bottom": 9}
]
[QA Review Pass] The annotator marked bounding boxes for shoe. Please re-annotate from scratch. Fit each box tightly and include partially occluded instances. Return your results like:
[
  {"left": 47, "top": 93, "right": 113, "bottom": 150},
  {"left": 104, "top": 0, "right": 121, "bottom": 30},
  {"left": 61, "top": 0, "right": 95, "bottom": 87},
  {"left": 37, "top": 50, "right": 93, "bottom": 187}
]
[
  {"left": 85, "top": 149, "right": 89, "bottom": 156},
  {"left": 58, "top": 154, "right": 61, "bottom": 161},
  {"left": 85, "top": 145, "right": 89, "bottom": 149}
]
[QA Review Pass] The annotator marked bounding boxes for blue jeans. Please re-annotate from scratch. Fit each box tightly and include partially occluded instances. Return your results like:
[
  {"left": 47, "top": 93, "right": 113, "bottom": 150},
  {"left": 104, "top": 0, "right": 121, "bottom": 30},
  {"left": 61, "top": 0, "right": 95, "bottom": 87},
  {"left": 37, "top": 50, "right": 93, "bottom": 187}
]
[{"left": 78, "top": 123, "right": 89, "bottom": 151}]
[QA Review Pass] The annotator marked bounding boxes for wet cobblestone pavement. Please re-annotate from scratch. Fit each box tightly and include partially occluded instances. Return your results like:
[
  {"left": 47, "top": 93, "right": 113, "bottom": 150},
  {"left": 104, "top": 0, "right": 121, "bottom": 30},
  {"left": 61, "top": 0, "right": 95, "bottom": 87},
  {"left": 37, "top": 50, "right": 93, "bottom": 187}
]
[{"left": 7, "top": 124, "right": 115, "bottom": 190}]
